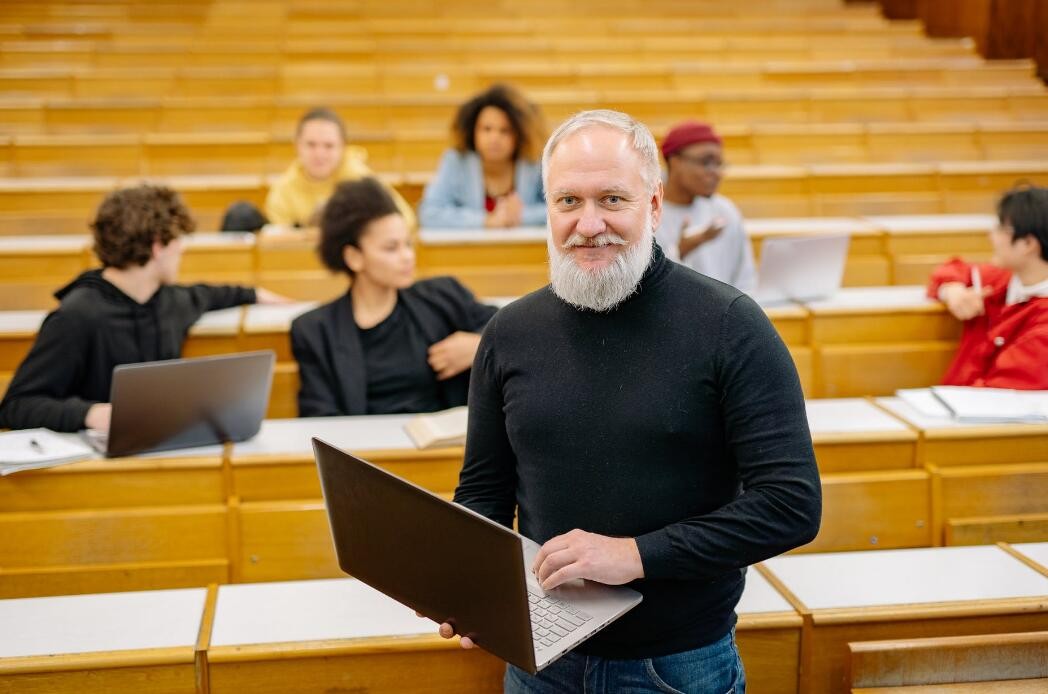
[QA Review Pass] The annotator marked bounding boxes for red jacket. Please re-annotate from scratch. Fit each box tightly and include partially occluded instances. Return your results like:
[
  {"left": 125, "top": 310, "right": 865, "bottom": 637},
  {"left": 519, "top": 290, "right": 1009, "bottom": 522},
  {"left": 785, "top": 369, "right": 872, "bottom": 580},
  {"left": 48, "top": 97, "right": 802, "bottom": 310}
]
[{"left": 927, "top": 259, "right": 1048, "bottom": 389}]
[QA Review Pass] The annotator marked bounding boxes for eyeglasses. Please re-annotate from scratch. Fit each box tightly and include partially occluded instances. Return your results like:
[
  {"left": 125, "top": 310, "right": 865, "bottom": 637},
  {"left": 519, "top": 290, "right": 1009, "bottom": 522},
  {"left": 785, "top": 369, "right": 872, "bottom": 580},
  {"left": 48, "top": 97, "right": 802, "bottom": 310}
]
[{"left": 675, "top": 154, "right": 727, "bottom": 171}]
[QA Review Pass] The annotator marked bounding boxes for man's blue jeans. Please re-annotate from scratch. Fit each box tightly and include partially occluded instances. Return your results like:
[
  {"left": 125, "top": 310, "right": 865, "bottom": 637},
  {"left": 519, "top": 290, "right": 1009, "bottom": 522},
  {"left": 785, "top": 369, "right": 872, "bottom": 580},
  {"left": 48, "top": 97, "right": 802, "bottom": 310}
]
[{"left": 504, "top": 627, "right": 745, "bottom": 693}]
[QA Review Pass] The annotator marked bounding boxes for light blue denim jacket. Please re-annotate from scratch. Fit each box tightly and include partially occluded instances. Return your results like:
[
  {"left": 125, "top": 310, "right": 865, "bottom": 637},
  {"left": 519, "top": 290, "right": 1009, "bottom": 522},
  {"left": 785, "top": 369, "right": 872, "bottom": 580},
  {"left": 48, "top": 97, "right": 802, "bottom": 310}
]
[{"left": 418, "top": 149, "right": 546, "bottom": 228}]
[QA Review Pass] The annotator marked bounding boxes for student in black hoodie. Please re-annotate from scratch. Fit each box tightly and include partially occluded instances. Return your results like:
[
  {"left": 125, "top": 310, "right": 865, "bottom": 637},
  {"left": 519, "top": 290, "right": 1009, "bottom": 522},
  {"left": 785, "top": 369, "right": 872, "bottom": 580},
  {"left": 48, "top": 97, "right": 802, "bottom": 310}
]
[{"left": 0, "top": 185, "right": 287, "bottom": 434}]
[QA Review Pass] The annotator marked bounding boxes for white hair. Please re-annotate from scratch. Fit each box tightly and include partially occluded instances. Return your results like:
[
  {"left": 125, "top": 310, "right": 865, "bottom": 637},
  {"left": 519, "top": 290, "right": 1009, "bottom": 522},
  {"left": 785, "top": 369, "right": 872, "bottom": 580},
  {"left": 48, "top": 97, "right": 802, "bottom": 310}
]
[
  {"left": 541, "top": 109, "right": 661, "bottom": 194},
  {"left": 548, "top": 218, "right": 655, "bottom": 313}
]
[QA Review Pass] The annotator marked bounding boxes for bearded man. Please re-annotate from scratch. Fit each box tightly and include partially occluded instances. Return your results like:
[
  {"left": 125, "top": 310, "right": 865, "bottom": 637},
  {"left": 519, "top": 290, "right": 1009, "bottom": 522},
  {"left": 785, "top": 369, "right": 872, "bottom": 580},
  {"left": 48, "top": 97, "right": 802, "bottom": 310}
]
[{"left": 444, "top": 110, "right": 821, "bottom": 693}]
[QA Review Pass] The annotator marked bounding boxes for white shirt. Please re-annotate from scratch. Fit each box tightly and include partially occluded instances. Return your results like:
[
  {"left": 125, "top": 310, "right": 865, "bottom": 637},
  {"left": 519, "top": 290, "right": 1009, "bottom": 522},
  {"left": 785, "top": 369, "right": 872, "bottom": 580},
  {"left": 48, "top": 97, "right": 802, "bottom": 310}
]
[
  {"left": 654, "top": 194, "right": 757, "bottom": 294},
  {"left": 1006, "top": 273, "right": 1048, "bottom": 305}
]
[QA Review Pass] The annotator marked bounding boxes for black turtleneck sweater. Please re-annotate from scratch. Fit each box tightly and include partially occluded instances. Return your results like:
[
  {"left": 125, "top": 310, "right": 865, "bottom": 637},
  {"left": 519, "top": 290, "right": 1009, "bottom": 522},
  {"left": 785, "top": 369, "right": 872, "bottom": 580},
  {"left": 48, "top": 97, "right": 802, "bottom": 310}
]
[
  {"left": 0, "top": 270, "right": 256, "bottom": 432},
  {"left": 454, "top": 244, "right": 821, "bottom": 659}
]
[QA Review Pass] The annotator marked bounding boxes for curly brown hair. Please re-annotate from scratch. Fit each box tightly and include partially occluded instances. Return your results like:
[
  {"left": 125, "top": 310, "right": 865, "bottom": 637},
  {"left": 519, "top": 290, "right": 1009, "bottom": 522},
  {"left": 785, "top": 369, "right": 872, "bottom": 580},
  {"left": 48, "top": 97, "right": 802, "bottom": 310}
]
[
  {"left": 318, "top": 178, "right": 401, "bottom": 276},
  {"left": 451, "top": 83, "right": 545, "bottom": 162},
  {"left": 91, "top": 185, "right": 196, "bottom": 269}
]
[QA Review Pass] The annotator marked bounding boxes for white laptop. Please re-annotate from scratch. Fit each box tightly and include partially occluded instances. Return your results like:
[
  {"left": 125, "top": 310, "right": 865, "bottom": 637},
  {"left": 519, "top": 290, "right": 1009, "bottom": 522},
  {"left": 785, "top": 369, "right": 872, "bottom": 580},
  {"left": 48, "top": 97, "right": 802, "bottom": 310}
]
[{"left": 752, "top": 234, "right": 850, "bottom": 305}]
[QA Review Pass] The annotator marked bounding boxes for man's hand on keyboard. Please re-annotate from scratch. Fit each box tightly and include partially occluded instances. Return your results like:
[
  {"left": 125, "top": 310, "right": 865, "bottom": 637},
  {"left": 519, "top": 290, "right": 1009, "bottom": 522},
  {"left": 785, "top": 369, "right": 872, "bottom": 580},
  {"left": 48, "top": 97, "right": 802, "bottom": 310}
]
[{"left": 532, "top": 529, "right": 644, "bottom": 590}]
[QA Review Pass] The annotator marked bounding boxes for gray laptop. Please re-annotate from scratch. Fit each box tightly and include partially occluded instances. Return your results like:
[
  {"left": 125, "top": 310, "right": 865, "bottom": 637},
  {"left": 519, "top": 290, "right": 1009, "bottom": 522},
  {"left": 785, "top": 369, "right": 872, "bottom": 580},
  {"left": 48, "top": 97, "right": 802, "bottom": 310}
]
[
  {"left": 312, "top": 438, "right": 642, "bottom": 674},
  {"left": 85, "top": 351, "right": 274, "bottom": 458},
  {"left": 752, "top": 233, "right": 850, "bottom": 304}
]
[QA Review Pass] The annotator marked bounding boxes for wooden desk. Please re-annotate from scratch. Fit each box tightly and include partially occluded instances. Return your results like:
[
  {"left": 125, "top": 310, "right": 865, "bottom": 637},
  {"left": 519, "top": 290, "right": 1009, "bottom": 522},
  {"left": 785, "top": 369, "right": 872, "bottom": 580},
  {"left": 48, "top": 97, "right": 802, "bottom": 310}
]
[
  {"left": 238, "top": 302, "right": 318, "bottom": 362},
  {"left": 183, "top": 306, "right": 243, "bottom": 358},
  {"left": 737, "top": 568, "right": 803, "bottom": 694},
  {"left": 1008, "top": 542, "right": 1048, "bottom": 577},
  {"left": 928, "top": 462, "right": 1048, "bottom": 546},
  {"left": 416, "top": 227, "right": 549, "bottom": 298},
  {"left": 803, "top": 287, "right": 959, "bottom": 397},
  {"left": 180, "top": 231, "right": 256, "bottom": 286},
  {"left": 805, "top": 398, "right": 925, "bottom": 555},
  {"left": 0, "top": 587, "right": 208, "bottom": 694},
  {"left": 229, "top": 417, "right": 463, "bottom": 583},
  {"left": 763, "top": 545, "right": 1048, "bottom": 694},
  {"left": 0, "top": 443, "right": 229, "bottom": 598},
  {"left": 0, "top": 235, "right": 90, "bottom": 308},
  {"left": 807, "top": 398, "right": 917, "bottom": 472},
  {"left": 207, "top": 578, "right": 504, "bottom": 694},
  {"left": 865, "top": 213, "right": 994, "bottom": 285},
  {"left": 0, "top": 309, "right": 45, "bottom": 370},
  {"left": 875, "top": 397, "right": 1048, "bottom": 467}
]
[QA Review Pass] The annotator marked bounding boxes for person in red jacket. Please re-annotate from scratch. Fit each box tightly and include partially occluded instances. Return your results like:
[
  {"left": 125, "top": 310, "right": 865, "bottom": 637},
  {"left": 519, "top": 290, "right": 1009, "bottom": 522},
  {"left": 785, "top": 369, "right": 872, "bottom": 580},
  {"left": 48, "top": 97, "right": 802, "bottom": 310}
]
[{"left": 928, "top": 186, "right": 1048, "bottom": 389}]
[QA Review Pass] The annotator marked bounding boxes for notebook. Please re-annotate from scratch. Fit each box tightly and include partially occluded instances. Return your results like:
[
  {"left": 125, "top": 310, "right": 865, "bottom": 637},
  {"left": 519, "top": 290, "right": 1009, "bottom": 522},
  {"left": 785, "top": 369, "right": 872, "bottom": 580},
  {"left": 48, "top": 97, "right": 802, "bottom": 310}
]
[
  {"left": 930, "top": 386, "right": 1048, "bottom": 424},
  {"left": 404, "top": 406, "right": 469, "bottom": 449},
  {"left": 0, "top": 429, "right": 94, "bottom": 476}
]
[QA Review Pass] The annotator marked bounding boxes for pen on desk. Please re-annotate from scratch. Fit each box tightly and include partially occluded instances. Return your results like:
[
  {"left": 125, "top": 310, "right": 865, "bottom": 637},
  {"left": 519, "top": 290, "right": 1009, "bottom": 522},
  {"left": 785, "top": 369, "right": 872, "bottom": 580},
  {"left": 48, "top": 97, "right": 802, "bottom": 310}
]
[
  {"left": 29, "top": 438, "right": 45, "bottom": 454},
  {"left": 971, "top": 266, "right": 982, "bottom": 294}
]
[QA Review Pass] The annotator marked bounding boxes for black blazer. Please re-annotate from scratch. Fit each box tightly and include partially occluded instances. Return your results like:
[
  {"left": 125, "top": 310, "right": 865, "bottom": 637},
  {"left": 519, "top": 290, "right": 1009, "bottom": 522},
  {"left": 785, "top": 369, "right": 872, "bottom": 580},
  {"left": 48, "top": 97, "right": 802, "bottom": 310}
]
[{"left": 290, "top": 277, "right": 499, "bottom": 417}]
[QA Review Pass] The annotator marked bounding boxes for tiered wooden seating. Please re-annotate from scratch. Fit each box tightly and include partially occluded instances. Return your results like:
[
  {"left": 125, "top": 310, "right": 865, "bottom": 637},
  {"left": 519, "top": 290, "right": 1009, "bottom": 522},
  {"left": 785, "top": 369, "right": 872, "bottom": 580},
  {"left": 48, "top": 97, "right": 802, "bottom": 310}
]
[
  {"left": 761, "top": 544, "right": 1048, "bottom": 693},
  {"left": 877, "top": 396, "right": 1048, "bottom": 547},
  {"left": 848, "top": 631, "right": 1048, "bottom": 691}
]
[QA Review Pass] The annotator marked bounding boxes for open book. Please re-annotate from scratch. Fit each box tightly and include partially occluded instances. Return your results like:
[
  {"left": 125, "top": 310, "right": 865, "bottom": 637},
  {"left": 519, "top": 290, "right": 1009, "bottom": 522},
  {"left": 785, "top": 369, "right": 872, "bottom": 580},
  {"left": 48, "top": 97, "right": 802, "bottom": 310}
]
[
  {"left": 403, "top": 406, "right": 469, "bottom": 450},
  {"left": 897, "top": 387, "right": 1048, "bottom": 423},
  {"left": 0, "top": 428, "right": 95, "bottom": 476}
]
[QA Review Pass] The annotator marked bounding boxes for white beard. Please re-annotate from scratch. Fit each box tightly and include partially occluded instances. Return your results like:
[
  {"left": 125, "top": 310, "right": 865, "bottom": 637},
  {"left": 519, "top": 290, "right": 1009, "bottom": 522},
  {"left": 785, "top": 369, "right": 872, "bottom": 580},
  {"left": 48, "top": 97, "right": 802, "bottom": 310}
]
[{"left": 548, "top": 218, "right": 654, "bottom": 313}]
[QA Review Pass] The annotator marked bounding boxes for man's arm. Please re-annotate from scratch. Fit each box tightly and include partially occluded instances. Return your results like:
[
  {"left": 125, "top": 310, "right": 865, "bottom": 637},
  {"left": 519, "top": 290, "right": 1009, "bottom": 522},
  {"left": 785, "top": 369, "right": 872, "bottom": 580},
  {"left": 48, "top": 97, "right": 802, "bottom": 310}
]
[
  {"left": 452, "top": 314, "right": 518, "bottom": 528},
  {"left": 0, "top": 311, "right": 95, "bottom": 432},
  {"left": 634, "top": 294, "right": 821, "bottom": 580}
]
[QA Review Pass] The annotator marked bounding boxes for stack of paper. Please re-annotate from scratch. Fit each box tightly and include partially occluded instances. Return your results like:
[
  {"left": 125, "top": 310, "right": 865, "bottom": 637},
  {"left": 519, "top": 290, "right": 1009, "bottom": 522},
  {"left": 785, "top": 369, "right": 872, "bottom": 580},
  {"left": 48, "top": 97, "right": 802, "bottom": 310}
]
[
  {"left": 0, "top": 429, "right": 95, "bottom": 476},
  {"left": 896, "top": 387, "right": 1048, "bottom": 423},
  {"left": 404, "top": 406, "right": 469, "bottom": 450}
]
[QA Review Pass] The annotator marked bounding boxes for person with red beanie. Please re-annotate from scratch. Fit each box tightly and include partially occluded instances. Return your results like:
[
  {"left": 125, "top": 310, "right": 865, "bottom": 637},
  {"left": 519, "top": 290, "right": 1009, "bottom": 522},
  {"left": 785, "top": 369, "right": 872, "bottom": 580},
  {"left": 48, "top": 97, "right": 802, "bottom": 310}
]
[
  {"left": 654, "top": 121, "right": 756, "bottom": 293},
  {"left": 927, "top": 186, "right": 1048, "bottom": 389}
]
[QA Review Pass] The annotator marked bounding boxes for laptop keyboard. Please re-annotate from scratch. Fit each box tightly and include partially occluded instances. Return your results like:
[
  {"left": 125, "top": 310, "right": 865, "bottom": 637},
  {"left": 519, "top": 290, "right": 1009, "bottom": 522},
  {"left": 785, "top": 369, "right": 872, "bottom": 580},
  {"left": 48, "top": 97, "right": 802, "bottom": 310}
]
[{"left": 528, "top": 589, "right": 593, "bottom": 649}]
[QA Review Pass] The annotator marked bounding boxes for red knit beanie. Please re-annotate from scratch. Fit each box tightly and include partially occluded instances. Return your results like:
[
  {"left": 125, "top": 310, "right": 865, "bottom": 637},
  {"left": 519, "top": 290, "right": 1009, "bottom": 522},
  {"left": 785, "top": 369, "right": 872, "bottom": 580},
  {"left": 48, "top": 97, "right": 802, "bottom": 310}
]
[{"left": 661, "top": 121, "right": 723, "bottom": 159}]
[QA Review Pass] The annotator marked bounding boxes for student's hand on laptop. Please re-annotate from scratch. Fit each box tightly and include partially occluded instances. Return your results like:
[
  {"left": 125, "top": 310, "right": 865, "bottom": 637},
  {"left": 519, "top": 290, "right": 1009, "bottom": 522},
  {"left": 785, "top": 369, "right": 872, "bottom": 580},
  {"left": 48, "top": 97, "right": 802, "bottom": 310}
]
[
  {"left": 940, "top": 282, "right": 992, "bottom": 321},
  {"left": 418, "top": 611, "right": 476, "bottom": 649},
  {"left": 84, "top": 403, "right": 112, "bottom": 432},
  {"left": 532, "top": 529, "right": 644, "bottom": 591},
  {"left": 427, "top": 331, "right": 482, "bottom": 380},
  {"left": 254, "top": 287, "right": 295, "bottom": 305}
]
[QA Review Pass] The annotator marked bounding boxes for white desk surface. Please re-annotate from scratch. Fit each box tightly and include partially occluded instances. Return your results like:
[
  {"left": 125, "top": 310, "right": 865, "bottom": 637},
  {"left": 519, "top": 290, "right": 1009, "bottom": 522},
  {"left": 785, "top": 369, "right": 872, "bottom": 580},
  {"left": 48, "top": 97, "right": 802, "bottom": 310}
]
[
  {"left": 764, "top": 545, "right": 1048, "bottom": 611},
  {"left": 803, "top": 285, "right": 936, "bottom": 312},
  {"left": 806, "top": 398, "right": 911, "bottom": 435},
  {"left": 210, "top": 578, "right": 431, "bottom": 647},
  {"left": 746, "top": 217, "right": 879, "bottom": 237},
  {"left": 875, "top": 396, "right": 1048, "bottom": 432},
  {"left": 188, "top": 306, "right": 242, "bottom": 335},
  {"left": 737, "top": 568, "right": 794, "bottom": 615},
  {"left": 50, "top": 432, "right": 224, "bottom": 461},
  {"left": 1011, "top": 543, "right": 1048, "bottom": 574},
  {"left": 183, "top": 231, "right": 255, "bottom": 248},
  {"left": 418, "top": 226, "right": 547, "bottom": 245},
  {"left": 863, "top": 214, "right": 995, "bottom": 234},
  {"left": 0, "top": 587, "right": 206, "bottom": 659},
  {"left": 486, "top": 296, "right": 519, "bottom": 309},
  {"left": 232, "top": 415, "right": 419, "bottom": 458},
  {"left": 0, "top": 310, "right": 47, "bottom": 334},
  {"left": 0, "top": 235, "right": 89, "bottom": 251},
  {"left": 243, "top": 302, "right": 319, "bottom": 332}
]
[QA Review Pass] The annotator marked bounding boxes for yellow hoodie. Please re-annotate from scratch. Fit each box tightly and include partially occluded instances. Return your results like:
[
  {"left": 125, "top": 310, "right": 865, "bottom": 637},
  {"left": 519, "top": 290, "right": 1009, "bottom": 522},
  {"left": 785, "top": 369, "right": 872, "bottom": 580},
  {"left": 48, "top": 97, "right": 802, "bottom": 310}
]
[{"left": 264, "top": 145, "right": 416, "bottom": 229}]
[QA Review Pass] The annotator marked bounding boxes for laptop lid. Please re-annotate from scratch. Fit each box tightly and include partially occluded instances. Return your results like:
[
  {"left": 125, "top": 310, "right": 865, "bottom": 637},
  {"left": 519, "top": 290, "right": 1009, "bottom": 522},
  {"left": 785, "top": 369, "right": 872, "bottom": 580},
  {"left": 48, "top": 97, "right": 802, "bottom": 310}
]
[
  {"left": 105, "top": 350, "right": 274, "bottom": 458},
  {"left": 312, "top": 437, "right": 537, "bottom": 671},
  {"left": 753, "top": 233, "right": 850, "bottom": 304}
]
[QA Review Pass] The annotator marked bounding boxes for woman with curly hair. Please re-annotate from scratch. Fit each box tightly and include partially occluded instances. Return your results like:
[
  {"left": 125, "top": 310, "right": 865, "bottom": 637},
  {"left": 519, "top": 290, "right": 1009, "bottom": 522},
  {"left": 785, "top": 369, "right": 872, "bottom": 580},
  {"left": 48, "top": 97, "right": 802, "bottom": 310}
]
[
  {"left": 0, "top": 184, "right": 286, "bottom": 433},
  {"left": 291, "top": 178, "right": 497, "bottom": 416},
  {"left": 418, "top": 83, "right": 547, "bottom": 229}
]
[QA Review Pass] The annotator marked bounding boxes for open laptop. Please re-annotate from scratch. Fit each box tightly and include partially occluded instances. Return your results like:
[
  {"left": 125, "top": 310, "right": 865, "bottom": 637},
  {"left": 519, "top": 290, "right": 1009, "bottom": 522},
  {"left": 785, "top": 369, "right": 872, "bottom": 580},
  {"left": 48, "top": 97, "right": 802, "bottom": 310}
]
[
  {"left": 85, "top": 351, "right": 274, "bottom": 458},
  {"left": 752, "top": 233, "right": 850, "bottom": 305},
  {"left": 312, "top": 438, "right": 642, "bottom": 674}
]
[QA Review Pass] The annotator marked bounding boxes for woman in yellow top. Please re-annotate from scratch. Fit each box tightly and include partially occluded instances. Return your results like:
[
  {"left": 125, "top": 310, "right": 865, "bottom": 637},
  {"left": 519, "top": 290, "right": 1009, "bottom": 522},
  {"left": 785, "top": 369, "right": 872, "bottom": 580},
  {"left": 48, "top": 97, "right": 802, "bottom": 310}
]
[{"left": 265, "top": 108, "right": 416, "bottom": 229}]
